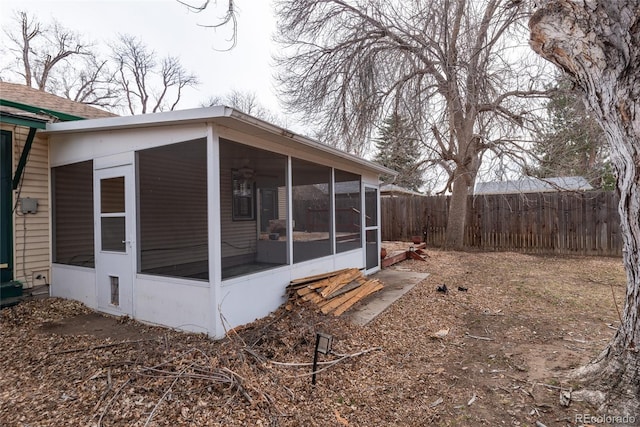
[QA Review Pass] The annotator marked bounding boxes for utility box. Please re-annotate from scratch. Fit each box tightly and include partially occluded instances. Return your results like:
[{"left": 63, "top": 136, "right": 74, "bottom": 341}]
[{"left": 20, "top": 197, "right": 38, "bottom": 214}]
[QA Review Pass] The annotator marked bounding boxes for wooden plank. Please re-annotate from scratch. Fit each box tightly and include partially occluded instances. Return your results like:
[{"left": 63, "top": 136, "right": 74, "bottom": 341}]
[
  {"left": 319, "top": 269, "right": 362, "bottom": 296},
  {"left": 302, "top": 291, "right": 325, "bottom": 304},
  {"left": 381, "top": 251, "right": 408, "bottom": 268},
  {"left": 323, "top": 279, "right": 362, "bottom": 300},
  {"left": 407, "top": 250, "right": 426, "bottom": 261},
  {"left": 320, "top": 286, "right": 365, "bottom": 314},
  {"left": 296, "top": 286, "right": 315, "bottom": 297},
  {"left": 333, "top": 280, "right": 384, "bottom": 316},
  {"left": 289, "top": 268, "right": 351, "bottom": 286},
  {"left": 308, "top": 268, "right": 359, "bottom": 290}
]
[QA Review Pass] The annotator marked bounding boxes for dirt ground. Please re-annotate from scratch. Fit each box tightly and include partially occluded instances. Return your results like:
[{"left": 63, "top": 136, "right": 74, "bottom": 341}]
[{"left": 0, "top": 247, "right": 629, "bottom": 426}]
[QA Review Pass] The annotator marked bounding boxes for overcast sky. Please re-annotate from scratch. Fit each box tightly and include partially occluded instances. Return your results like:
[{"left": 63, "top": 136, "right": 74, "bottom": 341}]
[{"left": 0, "top": 0, "right": 284, "bottom": 115}]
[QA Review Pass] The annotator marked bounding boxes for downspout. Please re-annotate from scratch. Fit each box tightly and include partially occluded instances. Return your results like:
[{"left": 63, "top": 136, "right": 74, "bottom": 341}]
[{"left": 12, "top": 127, "right": 37, "bottom": 190}]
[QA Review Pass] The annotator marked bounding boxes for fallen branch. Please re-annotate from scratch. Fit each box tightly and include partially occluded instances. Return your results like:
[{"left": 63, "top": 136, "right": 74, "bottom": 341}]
[
  {"left": 288, "top": 347, "right": 383, "bottom": 379},
  {"left": 464, "top": 332, "right": 494, "bottom": 341},
  {"left": 92, "top": 368, "right": 112, "bottom": 411},
  {"left": 144, "top": 363, "right": 195, "bottom": 426},
  {"left": 221, "top": 367, "right": 254, "bottom": 405},
  {"left": 96, "top": 378, "right": 131, "bottom": 426},
  {"left": 244, "top": 346, "right": 382, "bottom": 371},
  {"left": 49, "top": 338, "right": 157, "bottom": 356},
  {"left": 244, "top": 347, "right": 340, "bottom": 367}
]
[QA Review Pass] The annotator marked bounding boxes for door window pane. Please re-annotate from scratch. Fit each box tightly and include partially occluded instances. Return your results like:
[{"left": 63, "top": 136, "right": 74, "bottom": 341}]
[
  {"left": 366, "top": 229, "right": 378, "bottom": 270},
  {"left": 101, "top": 217, "right": 125, "bottom": 252},
  {"left": 101, "top": 177, "right": 125, "bottom": 213},
  {"left": 365, "top": 187, "right": 378, "bottom": 227}
]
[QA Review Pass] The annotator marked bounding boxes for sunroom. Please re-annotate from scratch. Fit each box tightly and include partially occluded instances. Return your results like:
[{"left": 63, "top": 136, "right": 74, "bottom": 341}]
[{"left": 47, "top": 106, "right": 394, "bottom": 338}]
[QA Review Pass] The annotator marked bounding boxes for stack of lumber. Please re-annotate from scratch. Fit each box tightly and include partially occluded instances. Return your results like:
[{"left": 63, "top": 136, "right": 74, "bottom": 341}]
[{"left": 287, "top": 268, "right": 383, "bottom": 316}]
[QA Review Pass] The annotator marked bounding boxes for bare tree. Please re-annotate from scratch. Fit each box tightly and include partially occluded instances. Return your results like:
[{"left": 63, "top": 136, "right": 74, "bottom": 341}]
[
  {"left": 112, "top": 34, "right": 199, "bottom": 114},
  {"left": 177, "top": 0, "right": 238, "bottom": 50},
  {"left": 530, "top": 0, "right": 639, "bottom": 415},
  {"left": 202, "top": 89, "right": 283, "bottom": 124},
  {"left": 274, "top": 0, "right": 551, "bottom": 249},
  {"left": 1, "top": 10, "right": 119, "bottom": 108}
]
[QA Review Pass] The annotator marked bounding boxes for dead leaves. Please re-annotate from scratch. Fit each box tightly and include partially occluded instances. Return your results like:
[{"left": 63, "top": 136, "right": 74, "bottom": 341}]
[{"left": 0, "top": 250, "right": 626, "bottom": 426}]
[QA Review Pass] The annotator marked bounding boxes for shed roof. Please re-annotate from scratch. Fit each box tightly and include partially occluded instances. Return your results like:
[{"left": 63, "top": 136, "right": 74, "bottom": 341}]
[
  {"left": 474, "top": 176, "right": 593, "bottom": 195},
  {"left": 45, "top": 105, "right": 397, "bottom": 176},
  {"left": 0, "top": 81, "right": 116, "bottom": 121}
]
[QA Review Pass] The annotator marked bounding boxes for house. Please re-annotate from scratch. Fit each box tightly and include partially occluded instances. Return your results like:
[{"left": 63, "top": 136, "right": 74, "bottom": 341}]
[
  {"left": 380, "top": 183, "right": 424, "bottom": 197},
  {"left": 45, "top": 106, "right": 395, "bottom": 338},
  {"left": 0, "top": 82, "right": 115, "bottom": 303},
  {"left": 474, "top": 176, "right": 593, "bottom": 195}
]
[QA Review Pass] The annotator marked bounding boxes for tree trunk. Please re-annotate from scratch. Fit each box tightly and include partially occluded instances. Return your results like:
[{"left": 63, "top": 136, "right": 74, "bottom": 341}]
[
  {"left": 444, "top": 167, "right": 471, "bottom": 249},
  {"left": 530, "top": 0, "right": 639, "bottom": 415}
]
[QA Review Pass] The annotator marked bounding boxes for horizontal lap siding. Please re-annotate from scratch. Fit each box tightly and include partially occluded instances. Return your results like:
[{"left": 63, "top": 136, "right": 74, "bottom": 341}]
[
  {"left": 11, "top": 129, "right": 50, "bottom": 287},
  {"left": 219, "top": 167, "right": 257, "bottom": 260}
]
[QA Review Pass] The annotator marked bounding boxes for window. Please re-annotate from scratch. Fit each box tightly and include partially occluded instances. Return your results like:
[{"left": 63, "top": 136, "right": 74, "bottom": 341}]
[
  {"left": 100, "top": 177, "right": 126, "bottom": 252},
  {"left": 232, "top": 170, "right": 255, "bottom": 220},
  {"left": 52, "top": 160, "right": 95, "bottom": 267},
  {"left": 137, "top": 139, "right": 208, "bottom": 280}
]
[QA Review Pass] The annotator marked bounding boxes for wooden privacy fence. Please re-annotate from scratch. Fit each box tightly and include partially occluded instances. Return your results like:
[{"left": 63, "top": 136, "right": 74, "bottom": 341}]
[{"left": 381, "top": 191, "right": 623, "bottom": 256}]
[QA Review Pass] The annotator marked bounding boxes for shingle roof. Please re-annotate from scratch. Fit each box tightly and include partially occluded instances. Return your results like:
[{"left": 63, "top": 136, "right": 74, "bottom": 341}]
[
  {"left": 474, "top": 176, "right": 593, "bottom": 195},
  {"left": 0, "top": 81, "right": 116, "bottom": 120}
]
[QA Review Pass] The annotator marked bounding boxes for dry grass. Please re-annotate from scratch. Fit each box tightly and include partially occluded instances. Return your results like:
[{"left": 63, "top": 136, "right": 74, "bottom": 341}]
[{"left": 0, "top": 248, "right": 627, "bottom": 426}]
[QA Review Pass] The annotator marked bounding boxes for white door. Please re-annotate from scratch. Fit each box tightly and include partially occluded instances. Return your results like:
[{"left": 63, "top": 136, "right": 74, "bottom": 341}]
[
  {"left": 364, "top": 185, "right": 380, "bottom": 273},
  {"left": 95, "top": 165, "right": 135, "bottom": 316}
]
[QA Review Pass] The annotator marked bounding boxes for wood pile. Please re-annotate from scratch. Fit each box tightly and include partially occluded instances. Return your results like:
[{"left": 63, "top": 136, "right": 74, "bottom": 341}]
[{"left": 286, "top": 268, "right": 383, "bottom": 316}]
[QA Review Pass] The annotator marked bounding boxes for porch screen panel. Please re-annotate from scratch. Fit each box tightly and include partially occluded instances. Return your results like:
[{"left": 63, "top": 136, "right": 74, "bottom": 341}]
[
  {"left": 219, "top": 139, "right": 288, "bottom": 280},
  {"left": 52, "top": 160, "right": 95, "bottom": 267},
  {"left": 292, "top": 158, "right": 332, "bottom": 263},
  {"left": 334, "top": 170, "right": 361, "bottom": 253},
  {"left": 137, "top": 138, "right": 208, "bottom": 280}
]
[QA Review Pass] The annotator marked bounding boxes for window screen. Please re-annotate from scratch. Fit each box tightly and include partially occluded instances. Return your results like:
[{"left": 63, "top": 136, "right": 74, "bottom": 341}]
[
  {"left": 334, "top": 170, "right": 361, "bottom": 253},
  {"left": 138, "top": 139, "right": 208, "bottom": 280},
  {"left": 292, "top": 158, "right": 332, "bottom": 263},
  {"left": 52, "top": 160, "right": 95, "bottom": 267}
]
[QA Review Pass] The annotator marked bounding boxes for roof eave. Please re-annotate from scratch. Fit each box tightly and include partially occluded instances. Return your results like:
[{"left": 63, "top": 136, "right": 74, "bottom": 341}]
[
  {"left": 226, "top": 108, "right": 397, "bottom": 177},
  {"left": 45, "top": 106, "right": 398, "bottom": 177}
]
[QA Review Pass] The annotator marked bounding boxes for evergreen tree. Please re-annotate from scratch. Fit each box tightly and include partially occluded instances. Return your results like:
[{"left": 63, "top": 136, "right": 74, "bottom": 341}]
[
  {"left": 373, "top": 114, "right": 425, "bottom": 192},
  {"left": 532, "top": 75, "right": 614, "bottom": 190}
]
